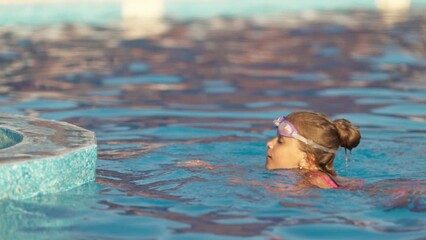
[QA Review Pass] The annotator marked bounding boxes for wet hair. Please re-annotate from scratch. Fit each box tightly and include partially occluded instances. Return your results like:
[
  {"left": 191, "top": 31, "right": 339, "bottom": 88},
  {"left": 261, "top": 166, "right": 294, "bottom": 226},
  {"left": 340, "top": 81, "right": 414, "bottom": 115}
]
[{"left": 287, "top": 111, "right": 361, "bottom": 176}]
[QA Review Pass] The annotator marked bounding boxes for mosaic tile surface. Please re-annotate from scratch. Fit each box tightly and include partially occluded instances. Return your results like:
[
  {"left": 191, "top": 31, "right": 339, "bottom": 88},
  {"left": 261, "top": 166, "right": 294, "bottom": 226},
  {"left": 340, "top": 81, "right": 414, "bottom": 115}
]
[{"left": 0, "top": 113, "right": 97, "bottom": 200}]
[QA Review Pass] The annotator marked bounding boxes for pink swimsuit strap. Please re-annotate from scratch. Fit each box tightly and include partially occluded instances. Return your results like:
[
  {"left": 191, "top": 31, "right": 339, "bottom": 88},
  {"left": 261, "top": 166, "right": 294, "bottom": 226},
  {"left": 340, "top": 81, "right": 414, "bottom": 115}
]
[{"left": 308, "top": 172, "right": 339, "bottom": 188}]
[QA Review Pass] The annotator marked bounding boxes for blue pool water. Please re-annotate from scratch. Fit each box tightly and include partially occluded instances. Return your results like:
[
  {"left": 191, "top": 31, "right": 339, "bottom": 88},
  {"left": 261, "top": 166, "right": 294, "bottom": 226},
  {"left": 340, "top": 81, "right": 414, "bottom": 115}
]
[{"left": 1, "top": 1, "right": 426, "bottom": 239}]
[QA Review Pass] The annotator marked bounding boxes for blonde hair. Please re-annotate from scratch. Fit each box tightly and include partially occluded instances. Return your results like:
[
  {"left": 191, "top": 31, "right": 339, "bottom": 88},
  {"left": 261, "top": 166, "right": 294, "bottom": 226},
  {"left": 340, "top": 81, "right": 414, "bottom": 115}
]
[{"left": 287, "top": 111, "right": 361, "bottom": 176}]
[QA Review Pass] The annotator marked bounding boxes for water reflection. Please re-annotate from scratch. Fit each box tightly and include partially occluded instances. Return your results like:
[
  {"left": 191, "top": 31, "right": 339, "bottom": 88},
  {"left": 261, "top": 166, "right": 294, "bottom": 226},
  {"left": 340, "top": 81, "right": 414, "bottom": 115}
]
[
  {"left": 376, "top": 0, "right": 411, "bottom": 25},
  {"left": 0, "top": 184, "right": 101, "bottom": 240},
  {"left": 120, "top": 0, "right": 168, "bottom": 39}
]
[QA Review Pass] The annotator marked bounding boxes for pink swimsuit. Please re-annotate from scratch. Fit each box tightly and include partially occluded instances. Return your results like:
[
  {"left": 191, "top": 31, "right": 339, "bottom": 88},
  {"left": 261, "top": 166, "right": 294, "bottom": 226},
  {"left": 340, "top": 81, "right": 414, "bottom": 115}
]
[
  {"left": 307, "top": 172, "right": 366, "bottom": 190},
  {"left": 307, "top": 172, "right": 339, "bottom": 188}
]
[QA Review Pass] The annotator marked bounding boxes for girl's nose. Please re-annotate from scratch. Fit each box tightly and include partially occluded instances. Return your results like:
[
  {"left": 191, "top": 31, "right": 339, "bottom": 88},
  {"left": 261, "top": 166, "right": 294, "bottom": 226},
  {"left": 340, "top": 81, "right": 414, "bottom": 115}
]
[{"left": 267, "top": 138, "right": 276, "bottom": 149}]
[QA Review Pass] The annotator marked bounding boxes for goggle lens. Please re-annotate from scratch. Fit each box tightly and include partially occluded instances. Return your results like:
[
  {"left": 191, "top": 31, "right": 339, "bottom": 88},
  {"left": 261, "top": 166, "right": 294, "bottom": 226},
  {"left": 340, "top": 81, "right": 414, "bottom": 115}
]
[{"left": 274, "top": 116, "right": 297, "bottom": 137}]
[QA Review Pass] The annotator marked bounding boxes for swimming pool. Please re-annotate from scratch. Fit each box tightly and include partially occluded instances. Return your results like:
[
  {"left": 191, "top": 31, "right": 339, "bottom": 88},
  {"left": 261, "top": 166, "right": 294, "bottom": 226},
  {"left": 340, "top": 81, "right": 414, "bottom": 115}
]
[{"left": 0, "top": 1, "right": 425, "bottom": 239}]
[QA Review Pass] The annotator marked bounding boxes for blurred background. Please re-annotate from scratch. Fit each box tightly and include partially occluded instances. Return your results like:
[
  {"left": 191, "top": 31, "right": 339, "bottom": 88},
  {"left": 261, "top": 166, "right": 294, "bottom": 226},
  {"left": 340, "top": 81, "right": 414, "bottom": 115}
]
[{"left": 0, "top": 0, "right": 422, "bottom": 24}]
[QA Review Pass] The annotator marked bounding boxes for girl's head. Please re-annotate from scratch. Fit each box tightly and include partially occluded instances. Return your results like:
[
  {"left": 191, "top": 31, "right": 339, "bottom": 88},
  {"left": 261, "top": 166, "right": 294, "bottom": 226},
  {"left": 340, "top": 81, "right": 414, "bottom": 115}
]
[{"left": 265, "top": 111, "right": 361, "bottom": 175}]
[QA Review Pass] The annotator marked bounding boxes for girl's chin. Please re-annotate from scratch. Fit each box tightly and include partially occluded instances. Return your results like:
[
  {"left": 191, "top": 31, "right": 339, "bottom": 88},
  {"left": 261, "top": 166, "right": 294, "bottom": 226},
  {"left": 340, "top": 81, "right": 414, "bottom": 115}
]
[
  {"left": 265, "top": 156, "right": 273, "bottom": 170},
  {"left": 265, "top": 161, "right": 275, "bottom": 170}
]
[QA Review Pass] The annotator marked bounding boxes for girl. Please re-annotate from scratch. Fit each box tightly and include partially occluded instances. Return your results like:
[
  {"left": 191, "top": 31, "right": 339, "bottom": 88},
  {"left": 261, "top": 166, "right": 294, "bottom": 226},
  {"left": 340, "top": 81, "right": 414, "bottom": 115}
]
[
  {"left": 266, "top": 111, "right": 362, "bottom": 189},
  {"left": 182, "top": 111, "right": 362, "bottom": 190}
]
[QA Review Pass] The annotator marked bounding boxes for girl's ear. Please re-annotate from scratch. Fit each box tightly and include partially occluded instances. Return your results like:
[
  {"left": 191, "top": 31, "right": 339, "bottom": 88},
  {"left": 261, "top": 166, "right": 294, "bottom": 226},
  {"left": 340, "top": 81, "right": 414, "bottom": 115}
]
[
  {"left": 299, "top": 153, "right": 317, "bottom": 170},
  {"left": 305, "top": 153, "right": 318, "bottom": 169},
  {"left": 307, "top": 153, "right": 316, "bottom": 163},
  {"left": 299, "top": 154, "right": 309, "bottom": 169}
]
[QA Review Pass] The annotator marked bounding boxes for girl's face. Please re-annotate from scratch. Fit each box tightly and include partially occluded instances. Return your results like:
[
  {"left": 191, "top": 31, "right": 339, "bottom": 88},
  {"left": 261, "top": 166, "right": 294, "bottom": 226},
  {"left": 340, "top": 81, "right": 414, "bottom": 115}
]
[{"left": 265, "top": 134, "right": 306, "bottom": 170}]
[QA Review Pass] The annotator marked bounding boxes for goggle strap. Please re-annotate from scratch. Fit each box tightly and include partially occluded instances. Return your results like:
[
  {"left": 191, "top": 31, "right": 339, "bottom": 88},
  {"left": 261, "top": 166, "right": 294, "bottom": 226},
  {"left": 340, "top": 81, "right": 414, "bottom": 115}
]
[{"left": 293, "top": 133, "right": 336, "bottom": 154}]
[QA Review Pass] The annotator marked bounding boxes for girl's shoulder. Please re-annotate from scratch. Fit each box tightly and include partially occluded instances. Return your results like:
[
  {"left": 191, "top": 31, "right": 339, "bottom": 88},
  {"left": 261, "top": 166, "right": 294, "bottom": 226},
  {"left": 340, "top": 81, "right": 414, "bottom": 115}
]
[
  {"left": 303, "top": 171, "right": 339, "bottom": 189},
  {"left": 302, "top": 171, "right": 365, "bottom": 190}
]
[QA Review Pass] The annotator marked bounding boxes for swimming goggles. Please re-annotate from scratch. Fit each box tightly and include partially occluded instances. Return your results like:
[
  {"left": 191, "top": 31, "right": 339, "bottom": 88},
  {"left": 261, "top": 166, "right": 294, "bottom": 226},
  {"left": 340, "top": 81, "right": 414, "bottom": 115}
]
[{"left": 273, "top": 116, "right": 337, "bottom": 154}]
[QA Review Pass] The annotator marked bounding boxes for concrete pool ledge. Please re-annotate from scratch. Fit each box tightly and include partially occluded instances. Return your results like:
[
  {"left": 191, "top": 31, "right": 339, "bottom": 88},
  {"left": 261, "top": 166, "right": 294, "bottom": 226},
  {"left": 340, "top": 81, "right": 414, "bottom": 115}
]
[{"left": 0, "top": 113, "right": 97, "bottom": 200}]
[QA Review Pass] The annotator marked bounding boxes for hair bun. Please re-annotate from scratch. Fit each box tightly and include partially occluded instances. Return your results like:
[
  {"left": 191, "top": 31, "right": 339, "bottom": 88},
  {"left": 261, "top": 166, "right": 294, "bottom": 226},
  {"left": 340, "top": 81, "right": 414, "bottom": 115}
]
[{"left": 333, "top": 119, "right": 361, "bottom": 150}]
